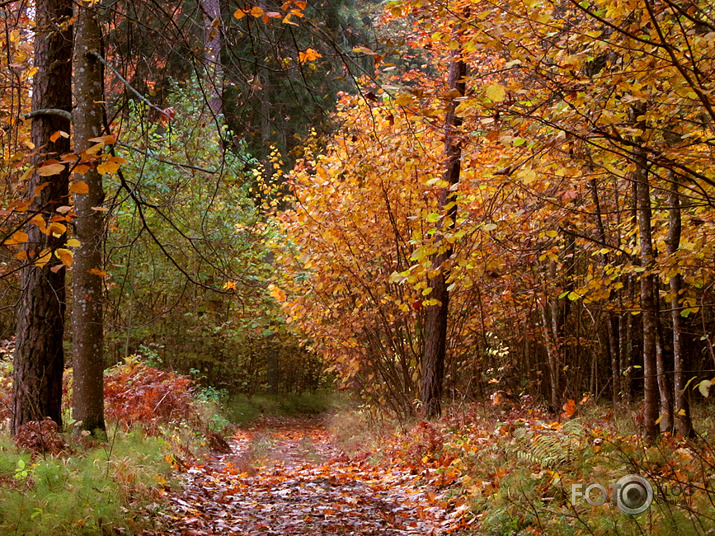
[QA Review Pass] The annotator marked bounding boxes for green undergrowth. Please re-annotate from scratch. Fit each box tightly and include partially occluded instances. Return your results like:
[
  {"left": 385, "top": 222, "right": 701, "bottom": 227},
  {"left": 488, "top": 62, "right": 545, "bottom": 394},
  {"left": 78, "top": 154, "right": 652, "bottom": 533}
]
[
  {"left": 0, "top": 429, "right": 173, "bottom": 536},
  {"left": 225, "top": 390, "right": 348, "bottom": 425},
  {"left": 330, "top": 402, "right": 715, "bottom": 536}
]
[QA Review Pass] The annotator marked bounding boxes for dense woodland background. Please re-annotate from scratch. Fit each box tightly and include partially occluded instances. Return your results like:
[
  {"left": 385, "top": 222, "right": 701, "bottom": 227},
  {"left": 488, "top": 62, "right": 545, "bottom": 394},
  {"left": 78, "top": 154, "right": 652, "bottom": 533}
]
[
  {"left": 0, "top": 0, "right": 714, "bottom": 434},
  {"left": 0, "top": 0, "right": 714, "bottom": 534}
]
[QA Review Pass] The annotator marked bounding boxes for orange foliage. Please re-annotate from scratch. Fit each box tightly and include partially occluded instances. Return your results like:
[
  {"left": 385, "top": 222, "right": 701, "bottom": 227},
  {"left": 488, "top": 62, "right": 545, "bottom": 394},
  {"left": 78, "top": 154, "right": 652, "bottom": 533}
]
[{"left": 103, "top": 357, "right": 197, "bottom": 434}]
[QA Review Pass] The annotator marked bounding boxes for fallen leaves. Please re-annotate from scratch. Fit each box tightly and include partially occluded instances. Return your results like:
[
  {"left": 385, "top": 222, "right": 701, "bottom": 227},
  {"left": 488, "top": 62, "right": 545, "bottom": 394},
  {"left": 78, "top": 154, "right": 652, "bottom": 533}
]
[{"left": 146, "top": 418, "right": 464, "bottom": 535}]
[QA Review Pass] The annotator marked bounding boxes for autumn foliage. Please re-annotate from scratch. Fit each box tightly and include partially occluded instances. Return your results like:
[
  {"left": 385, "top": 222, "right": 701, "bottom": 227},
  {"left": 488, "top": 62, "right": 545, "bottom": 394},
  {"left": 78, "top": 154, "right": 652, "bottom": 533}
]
[
  {"left": 103, "top": 357, "right": 198, "bottom": 434},
  {"left": 270, "top": 0, "right": 715, "bottom": 436}
]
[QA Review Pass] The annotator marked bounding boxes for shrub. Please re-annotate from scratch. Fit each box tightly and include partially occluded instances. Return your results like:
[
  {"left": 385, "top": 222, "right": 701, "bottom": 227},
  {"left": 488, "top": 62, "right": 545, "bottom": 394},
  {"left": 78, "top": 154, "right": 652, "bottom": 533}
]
[{"left": 104, "top": 355, "right": 197, "bottom": 434}]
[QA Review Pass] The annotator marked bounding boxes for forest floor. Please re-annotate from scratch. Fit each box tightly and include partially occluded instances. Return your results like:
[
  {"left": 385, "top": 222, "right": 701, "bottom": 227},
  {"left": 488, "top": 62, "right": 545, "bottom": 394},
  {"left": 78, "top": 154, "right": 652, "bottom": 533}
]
[{"left": 145, "top": 416, "right": 464, "bottom": 535}]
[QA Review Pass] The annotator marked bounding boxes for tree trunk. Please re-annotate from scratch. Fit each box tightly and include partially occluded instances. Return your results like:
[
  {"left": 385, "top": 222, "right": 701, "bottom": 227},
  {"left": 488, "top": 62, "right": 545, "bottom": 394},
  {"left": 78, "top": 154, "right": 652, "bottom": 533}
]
[
  {"left": 11, "top": 0, "right": 73, "bottom": 435},
  {"left": 667, "top": 178, "right": 694, "bottom": 437},
  {"left": 632, "top": 105, "right": 658, "bottom": 441},
  {"left": 72, "top": 1, "right": 106, "bottom": 433},
  {"left": 420, "top": 53, "right": 466, "bottom": 419},
  {"left": 588, "top": 178, "right": 620, "bottom": 407},
  {"left": 653, "top": 293, "right": 673, "bottom": 432},
  {"left": 201, "top": 0, "right": 223, "bottom": 115}
]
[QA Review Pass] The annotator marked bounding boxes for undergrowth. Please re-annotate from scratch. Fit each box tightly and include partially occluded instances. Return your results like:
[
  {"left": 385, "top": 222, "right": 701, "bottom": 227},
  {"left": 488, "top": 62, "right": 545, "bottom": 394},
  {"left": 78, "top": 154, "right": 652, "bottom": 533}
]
[
  {"left": 0, "top": 352, "right": 233, "bottom": 535},
  {"left": 0, "top": 430, "right": 173, "bottom": 535},
  {"left": 330, "top": 401, "right": 715, "bottom": 536}
]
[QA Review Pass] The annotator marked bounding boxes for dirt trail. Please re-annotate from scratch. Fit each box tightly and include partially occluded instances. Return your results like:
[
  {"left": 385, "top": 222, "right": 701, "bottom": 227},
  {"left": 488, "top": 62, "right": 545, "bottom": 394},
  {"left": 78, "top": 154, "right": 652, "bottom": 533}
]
[{"left": 149, "top": 416, "right": 464, "bottom": 535}]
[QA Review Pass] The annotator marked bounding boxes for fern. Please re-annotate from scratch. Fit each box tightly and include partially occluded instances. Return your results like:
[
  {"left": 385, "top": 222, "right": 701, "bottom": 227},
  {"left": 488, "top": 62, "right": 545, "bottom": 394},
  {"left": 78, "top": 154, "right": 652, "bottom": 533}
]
[{"left": 513, "top": 421, "right": 585, "bottom": 469}]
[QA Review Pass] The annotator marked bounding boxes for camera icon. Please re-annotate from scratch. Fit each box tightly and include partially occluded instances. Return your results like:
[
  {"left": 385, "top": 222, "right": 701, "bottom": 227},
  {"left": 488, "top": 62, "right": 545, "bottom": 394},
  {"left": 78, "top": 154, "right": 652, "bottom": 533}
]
[
  {"left": 614, "top": 475, "right": 654, "bottom": 515},
  {"left": 571, "top": 474, "right": 654, "bottom": 515}
]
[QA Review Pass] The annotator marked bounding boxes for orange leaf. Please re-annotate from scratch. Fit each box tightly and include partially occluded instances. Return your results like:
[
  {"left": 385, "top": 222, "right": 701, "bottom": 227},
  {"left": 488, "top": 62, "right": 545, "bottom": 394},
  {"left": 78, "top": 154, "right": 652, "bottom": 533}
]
[
  {"left": 73, "top": 164, "right": 91, "bottom": 175},
  {"left": 88, "top": 268, "right": 108, "bottom": 277},
  {"left": 561, "top": 399, "right": 576, "bottom": 419},
  {"left": 38, "top": 163, "right": 65, "bottom": 176},
  {"left": 50, "top": 130, "right": 69, "bottom": 143},
  {"left": 70, "top": 181, "right": 89, "bottom": 194},
  {"left": 298, "top": 48, "right": 321, "bottom": 64}
]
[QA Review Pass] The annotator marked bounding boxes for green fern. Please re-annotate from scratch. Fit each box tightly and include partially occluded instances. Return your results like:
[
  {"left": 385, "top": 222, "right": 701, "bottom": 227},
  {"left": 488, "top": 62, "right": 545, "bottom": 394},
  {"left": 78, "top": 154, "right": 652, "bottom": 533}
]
[{"left": 513, "top": 421, "right": 585, "bottom": 469}]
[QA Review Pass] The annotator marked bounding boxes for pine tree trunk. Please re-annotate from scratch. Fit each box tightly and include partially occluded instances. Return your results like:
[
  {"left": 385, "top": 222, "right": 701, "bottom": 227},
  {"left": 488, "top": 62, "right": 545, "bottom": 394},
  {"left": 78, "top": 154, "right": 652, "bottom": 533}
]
[
  {"left": 11, "top": 0, "right": 73, "bottom": 435},
  {"left": 420, "top": 53, "right": 466, "bottom": 419},
  {"left": 72, "top": 1, "right": 106, "bottom": 433}
]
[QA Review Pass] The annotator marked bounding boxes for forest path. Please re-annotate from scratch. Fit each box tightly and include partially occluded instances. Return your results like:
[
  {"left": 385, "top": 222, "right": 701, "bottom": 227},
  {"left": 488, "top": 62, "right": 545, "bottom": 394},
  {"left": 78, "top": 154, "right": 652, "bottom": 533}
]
[{"left": 148, "top": 416, "right": 465, "bottom": 535}]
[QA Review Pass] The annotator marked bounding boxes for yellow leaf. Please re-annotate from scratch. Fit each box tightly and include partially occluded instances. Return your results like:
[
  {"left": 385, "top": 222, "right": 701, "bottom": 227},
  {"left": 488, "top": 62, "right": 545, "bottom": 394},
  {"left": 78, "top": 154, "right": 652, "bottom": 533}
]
[
  {"left": 352, "top": 46, "right": 376, "bottom": 55},
  {"left": 38, "top": 163, "right": 66, "bottom": 176},
  {"left": 47, "top": 222, "right": 67, "bottom": 237},
  {"left": 34, "top": 248, "right": 52, "bottom": 267},
  {"left": 97, "top": 159, "right": 121, "bottom": 174},
  {"left": 55, "top": 248, "right": 73, "bottom": 267},
  {"left": 223, "top": 281, "right": 237, "bottom": 290},
  {"left": 29, "top": 214, "right": 46, "bottom": 230},
  {"left": 485, "top": 83, "right": 506, "bottom": 102},
  {"left": 66, "top": 238, "right": 81, "bottom": 247},
  {"left": 70, "top": 181, "right": 89, "bottom": 194},
  {"left": 84, "top": 142, "right": 104, "bottom": 156},
  {"left": 87, "top": 135, "right": 116, "bottom": 145}
]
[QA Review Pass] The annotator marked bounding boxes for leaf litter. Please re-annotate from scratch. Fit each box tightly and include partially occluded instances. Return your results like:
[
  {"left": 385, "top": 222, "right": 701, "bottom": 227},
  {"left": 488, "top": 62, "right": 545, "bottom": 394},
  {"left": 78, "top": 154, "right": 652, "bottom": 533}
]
[{"left": 146, "top": 417, "right": 465, "bottom": 535}]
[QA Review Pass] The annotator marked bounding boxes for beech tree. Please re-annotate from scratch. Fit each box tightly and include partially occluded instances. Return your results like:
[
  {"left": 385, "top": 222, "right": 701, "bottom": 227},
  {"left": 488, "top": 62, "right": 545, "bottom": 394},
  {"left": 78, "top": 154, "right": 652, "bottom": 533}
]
[{"left": 72, "top": 0, "right": 107, "bottom": 432}]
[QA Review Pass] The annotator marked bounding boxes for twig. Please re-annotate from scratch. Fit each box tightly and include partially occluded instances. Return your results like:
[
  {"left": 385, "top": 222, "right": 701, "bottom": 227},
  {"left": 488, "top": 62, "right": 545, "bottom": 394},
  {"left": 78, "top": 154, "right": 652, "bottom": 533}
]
[
  {"left": 87, "top": 51, "right": 170, "bottom": 119},
  {"left": 23, "top": 108, "right": 72, "bottom": 122},
  {"left": 116, "top": 142, "right": 217, "bottom": 174}
]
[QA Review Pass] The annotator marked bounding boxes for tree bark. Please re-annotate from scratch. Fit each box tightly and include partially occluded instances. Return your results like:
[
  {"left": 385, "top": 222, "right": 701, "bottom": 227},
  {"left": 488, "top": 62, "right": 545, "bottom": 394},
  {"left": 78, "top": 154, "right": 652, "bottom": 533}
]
[
  {"left": 632, "top": 105, "right": 658, "bottom": 441},
  {"left": 667, "top": 178, "right": 694, "bottom": 437},
  {"left": 201, "top": 0, "right": 223, "bottom": 115},
  {"left": 420, "top": 53, "right": 466, "bottom": 419},
  {"left": 589, "top": 178, "right": 620, "bottom": 408},
  {"left": 72, "top": 1, "right": 106, "bottom": 433},
  {"left": 11, "top": 0, "right": 73, "bottom": 435}
]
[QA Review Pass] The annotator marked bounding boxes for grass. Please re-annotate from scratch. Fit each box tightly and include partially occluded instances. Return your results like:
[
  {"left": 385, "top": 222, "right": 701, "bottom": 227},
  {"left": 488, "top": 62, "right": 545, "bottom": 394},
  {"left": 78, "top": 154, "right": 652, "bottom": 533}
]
[
  {"left": 224, "top": 390, "right": 348, "bottom": 425},
  {"left": 0, "top": 429, "right": 173, "bottom": 536}
]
